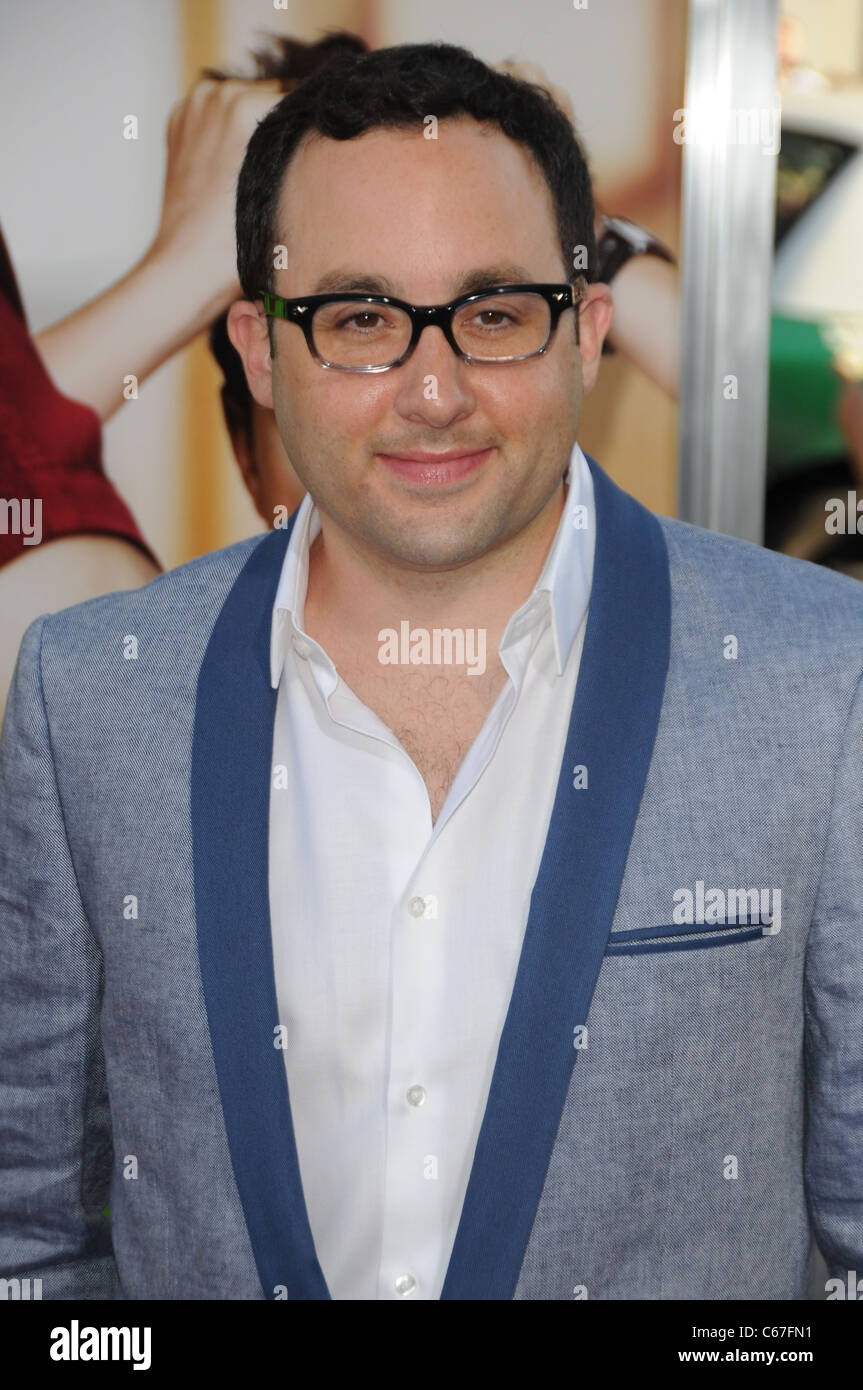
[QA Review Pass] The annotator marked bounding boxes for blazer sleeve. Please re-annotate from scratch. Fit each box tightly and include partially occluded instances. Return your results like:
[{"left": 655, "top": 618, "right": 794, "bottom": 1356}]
[
  {"left": 804, "top": 662, "right": 863, "bottom": 1287},
  {"left": 0, "top": 614, "right": 117, "bottom": 1298}
]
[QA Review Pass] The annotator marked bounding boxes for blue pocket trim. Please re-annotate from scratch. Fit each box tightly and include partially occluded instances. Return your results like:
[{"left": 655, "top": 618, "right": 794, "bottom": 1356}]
[{"left": 606, "top": 922, "right": 766, "bottom": 956}]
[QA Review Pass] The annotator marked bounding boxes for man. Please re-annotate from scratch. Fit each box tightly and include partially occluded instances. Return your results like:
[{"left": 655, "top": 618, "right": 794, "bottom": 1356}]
[
  {"left": 1, "top": 42, "right": 861, "bottom": 1301},
  {"left": 204, "top": 48, "right": 680, "bottom": 532}
]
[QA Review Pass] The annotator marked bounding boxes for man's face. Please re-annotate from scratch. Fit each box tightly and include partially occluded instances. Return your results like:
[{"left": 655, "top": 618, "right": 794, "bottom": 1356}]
[{"left": 234, "top": 115, "right": 610, "bottom": 572}]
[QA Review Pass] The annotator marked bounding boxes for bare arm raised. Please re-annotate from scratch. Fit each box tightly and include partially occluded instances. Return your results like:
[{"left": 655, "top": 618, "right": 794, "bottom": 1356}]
[{"left": 33, "top": 79, "right": 283, "bottom": 422}]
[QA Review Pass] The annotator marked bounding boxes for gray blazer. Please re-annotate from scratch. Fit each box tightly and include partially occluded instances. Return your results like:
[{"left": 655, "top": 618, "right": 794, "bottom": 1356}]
[{"left": 1, "top": 453, "right": 862, "bottom": 1300}]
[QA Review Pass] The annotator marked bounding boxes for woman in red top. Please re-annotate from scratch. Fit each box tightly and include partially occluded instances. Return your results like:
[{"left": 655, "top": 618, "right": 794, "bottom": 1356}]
[
  {"left": 0, "top": 224, "right": 161, "bottom": 724},
  {"left": 0, "top": 75, "right": 285, "bottom": 726}
]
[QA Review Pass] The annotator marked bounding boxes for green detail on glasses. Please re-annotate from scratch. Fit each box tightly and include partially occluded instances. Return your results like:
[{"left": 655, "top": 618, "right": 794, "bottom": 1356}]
[{"left": 260, "top": 291, "right": 292, "bottom": 320}]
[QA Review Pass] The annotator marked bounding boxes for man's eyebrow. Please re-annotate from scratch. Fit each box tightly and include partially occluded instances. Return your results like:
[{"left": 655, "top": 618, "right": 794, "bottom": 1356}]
[
  {"left": 453, "top": 265, "right": 538, "bottom": 296},
  {"left": 309, "top": 265, "right": 540, "bottom": 299},
  {"left": 310, "top": 270, "right": 399, "bottom": 296}
]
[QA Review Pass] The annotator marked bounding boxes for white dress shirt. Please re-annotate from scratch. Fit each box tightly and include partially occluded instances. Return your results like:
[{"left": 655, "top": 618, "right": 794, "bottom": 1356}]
[{"left": 268, "top": 442, "right": 595, "bottom": 1299}]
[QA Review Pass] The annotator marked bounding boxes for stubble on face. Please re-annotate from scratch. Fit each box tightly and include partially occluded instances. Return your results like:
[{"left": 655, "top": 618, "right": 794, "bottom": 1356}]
[{"left": 269, "top": 117, "right": 583, "bottom": 581}]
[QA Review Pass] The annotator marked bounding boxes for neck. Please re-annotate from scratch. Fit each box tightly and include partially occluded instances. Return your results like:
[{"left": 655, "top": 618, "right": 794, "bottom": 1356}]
[{"left": 304, "top": 478, "right": 568, "bottom": 656}]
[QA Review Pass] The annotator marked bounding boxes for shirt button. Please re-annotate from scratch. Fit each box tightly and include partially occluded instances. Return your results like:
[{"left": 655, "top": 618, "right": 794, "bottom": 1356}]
[
  {"left": 292, "top": 636, "right": 311, "bottom": 660},
  {"left": 407, "top": 895, "right": 427, "bottom": 918},
  {"left": 406, "top": 1084, "right": 426, "bottom": 1107},
  {"left": 394, "top": 1273, "right": 417, "bottom": 1297}
]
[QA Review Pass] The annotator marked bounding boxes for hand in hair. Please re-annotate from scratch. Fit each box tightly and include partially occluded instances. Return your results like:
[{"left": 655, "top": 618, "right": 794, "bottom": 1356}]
[
  {"left": 151, "top": 77, "right": 286, "bottom": 307},
  {"left": 34, "top": 77, "right": 285, "bottom": 422}
]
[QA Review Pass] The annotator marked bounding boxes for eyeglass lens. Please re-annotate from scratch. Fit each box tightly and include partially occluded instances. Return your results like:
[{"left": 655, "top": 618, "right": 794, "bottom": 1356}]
[{"left": 311, "top": 293, "right": 553, "bottom": 367}]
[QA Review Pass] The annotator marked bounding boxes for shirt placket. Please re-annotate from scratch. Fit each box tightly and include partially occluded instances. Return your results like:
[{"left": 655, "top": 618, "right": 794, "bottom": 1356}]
[{"left": 377, "top": 833, "right": 449, "bottom": 1300}]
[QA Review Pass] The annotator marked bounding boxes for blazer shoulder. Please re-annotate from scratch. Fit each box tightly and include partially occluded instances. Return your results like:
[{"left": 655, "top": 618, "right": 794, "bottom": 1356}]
[
  {"left": 44, "top": 532, "right": 267, "bottom": 632},
  {"left": 656, "top": 512, "right": 863, "bottom": 637},
  {"left": 31, "top": 532, "right": 273, "bottom": 679}
]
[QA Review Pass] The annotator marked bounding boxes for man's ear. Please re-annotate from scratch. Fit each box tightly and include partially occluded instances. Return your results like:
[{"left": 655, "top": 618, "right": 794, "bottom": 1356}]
[
  {"left": 577, "top": 282, "right": 614, "bottom": 393},
  {"left": 226, "top": 299, "right": 275, "bottom": 410}
]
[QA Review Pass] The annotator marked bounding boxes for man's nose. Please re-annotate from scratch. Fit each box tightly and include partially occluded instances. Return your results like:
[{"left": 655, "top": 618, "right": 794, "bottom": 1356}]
[{"left": 392, "top": 323, "right": 475, "bottom": 418}]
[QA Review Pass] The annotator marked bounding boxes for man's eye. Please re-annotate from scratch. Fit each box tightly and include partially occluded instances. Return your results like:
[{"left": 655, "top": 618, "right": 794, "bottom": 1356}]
[
  {"left": 339, "top": 312, "right": 383, "bottom": 330},
  {"left": 472, "top": 309, "right": 517, "bottom": 328},
  {"left": 335, "top": 311, "right": 395, "bottom": 333}
]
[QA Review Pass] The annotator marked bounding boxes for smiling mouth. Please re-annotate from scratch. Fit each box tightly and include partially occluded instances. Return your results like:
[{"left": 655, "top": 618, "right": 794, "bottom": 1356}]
[{"left": 376, "top": 447, "right": 495, "bottom": 487}]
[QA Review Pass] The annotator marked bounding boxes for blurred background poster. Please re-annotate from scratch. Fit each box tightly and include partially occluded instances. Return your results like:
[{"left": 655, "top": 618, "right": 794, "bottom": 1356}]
[
  {"left": 0, "top": 0, "right": 686, "bottom": 570},
  {"left": 768, "top": 2, "right": 863, "bottom": 576},
  {"left": 2, "top": 0, "right": 863, "bottom": 575}
]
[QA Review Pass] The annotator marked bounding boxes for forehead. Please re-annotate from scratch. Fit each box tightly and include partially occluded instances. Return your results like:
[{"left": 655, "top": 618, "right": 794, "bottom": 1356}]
[{"left": 275, "top": 117, "right": 562, "bottom": 290}]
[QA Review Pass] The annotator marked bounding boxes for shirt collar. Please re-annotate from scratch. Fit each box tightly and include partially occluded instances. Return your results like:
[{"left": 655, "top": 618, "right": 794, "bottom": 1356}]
[
  {"left": 270, "top": 442, "right": 595, "bottom": 688},
  {"left": 508, "top": 441, "right": 595, "bottom": 675}
]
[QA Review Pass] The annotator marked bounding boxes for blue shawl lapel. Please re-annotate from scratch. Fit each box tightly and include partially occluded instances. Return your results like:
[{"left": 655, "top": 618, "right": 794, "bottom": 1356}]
[{"left": 191, "top": 453, "right": 671, "bottom": 1299}]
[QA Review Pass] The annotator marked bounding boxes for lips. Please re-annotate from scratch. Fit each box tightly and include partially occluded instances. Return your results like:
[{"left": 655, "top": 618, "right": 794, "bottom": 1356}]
[{"left": 377, "top": 447, "right": 494, "bottom": 487}]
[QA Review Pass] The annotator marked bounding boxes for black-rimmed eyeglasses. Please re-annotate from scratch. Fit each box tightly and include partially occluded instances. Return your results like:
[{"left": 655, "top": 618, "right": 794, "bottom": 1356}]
[{"left": 258, "top": 279, "right": 587, "bottom": 372}]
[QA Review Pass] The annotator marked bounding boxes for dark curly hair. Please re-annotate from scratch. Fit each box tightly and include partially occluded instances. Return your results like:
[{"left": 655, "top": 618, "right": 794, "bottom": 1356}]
[
  {"left": 236, "top": 42, "right": 597, "bottom": 357},
  {"left": 205, "top": 30, "right": 369, "bottom": 442}
]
